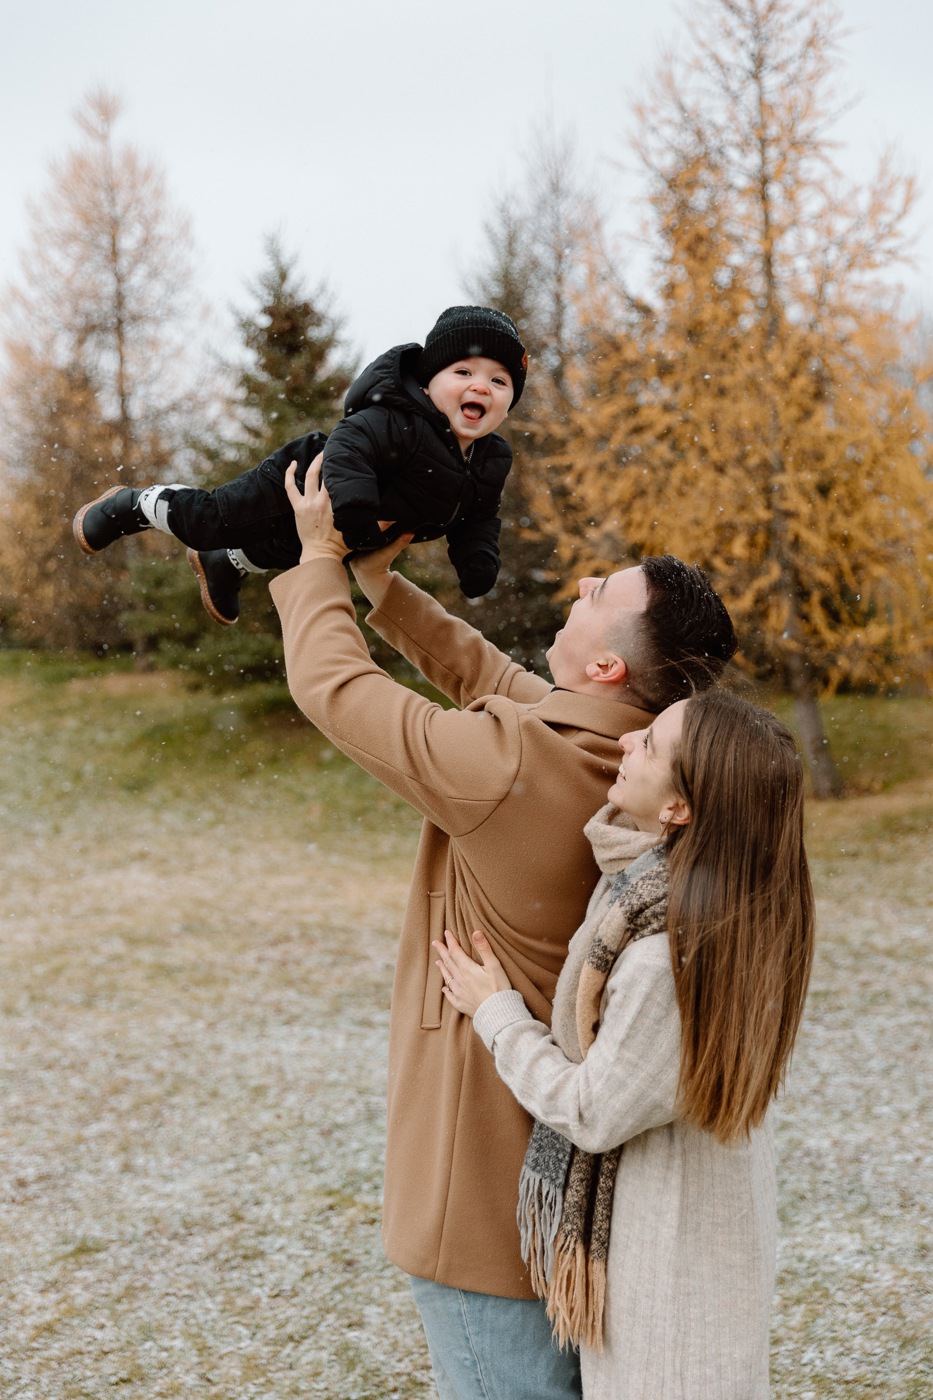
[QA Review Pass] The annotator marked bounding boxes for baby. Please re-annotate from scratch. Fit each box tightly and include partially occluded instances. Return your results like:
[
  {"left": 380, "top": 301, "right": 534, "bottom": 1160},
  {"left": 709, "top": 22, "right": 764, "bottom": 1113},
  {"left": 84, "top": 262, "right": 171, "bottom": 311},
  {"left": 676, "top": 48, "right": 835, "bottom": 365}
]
[{"left": 74, "top": 305, "right": 527, "bottom": 624}]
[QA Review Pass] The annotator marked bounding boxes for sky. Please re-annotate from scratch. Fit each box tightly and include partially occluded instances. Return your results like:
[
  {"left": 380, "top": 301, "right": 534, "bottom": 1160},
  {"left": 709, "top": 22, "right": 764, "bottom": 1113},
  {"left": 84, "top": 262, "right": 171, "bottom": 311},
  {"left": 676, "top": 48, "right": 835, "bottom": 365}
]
[{"left": 2, "top": 0, "right": 931, "bottom": 367}]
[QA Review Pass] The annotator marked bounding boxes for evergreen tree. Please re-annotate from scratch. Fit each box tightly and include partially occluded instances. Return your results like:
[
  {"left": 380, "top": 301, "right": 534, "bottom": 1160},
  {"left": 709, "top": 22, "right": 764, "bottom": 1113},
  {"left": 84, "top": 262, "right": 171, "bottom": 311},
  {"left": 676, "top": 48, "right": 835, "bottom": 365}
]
[
  {"left": 560, "top": 0, "right": 933, "bottom": 795},
  {"left": 147, "top": 240, "right": 356, "bottom": 686},
  {"left": 228, "top": 235, "right": 355, "bottom": 466}
]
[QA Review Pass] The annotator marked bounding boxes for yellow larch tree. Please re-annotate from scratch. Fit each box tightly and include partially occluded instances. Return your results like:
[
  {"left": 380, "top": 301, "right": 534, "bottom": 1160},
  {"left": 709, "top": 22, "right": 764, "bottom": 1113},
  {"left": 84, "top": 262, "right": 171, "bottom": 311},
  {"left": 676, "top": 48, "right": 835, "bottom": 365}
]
[
  {"left": 552, "top": 0, "right": 933, "bottom": 795},
  {"left": 0, "top": 349, "right": 125, "bottom": 648},
  {"left": 0, "top": 89, "right": 205, "bottom": 651}
]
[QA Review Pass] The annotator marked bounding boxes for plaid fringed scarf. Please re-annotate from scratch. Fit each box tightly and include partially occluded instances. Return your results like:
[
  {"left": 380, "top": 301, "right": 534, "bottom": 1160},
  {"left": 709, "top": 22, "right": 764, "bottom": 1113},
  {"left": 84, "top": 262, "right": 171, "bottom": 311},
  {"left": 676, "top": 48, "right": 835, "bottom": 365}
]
[{"left": 517, "top": 842, "right": 669, "bottom": 1350}]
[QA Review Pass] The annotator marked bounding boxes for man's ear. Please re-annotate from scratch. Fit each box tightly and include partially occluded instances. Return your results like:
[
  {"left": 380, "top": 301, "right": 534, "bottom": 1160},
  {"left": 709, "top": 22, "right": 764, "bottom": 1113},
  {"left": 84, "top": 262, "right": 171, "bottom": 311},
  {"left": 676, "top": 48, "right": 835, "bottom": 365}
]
[
  {"left": 660, "top": 798, "right": 691, "bottom": 829},
  {"left": 585, "top": 654, "right": 628, "bottom": 687}
]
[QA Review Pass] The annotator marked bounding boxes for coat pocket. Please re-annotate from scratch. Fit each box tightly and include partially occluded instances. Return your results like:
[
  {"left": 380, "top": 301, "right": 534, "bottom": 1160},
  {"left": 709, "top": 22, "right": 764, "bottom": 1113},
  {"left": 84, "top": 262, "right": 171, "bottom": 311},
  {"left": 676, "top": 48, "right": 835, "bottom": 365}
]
[{"left": 421, "top": 891, "right": 446, "bottom": 1030}]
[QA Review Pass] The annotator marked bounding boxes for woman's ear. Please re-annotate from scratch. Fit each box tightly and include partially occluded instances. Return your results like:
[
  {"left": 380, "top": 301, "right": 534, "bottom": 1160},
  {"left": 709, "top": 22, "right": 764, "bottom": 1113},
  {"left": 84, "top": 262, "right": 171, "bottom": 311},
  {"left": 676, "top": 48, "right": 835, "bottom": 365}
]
[{"left": 660, "top": 798, "right": 691, "bottom": 829}]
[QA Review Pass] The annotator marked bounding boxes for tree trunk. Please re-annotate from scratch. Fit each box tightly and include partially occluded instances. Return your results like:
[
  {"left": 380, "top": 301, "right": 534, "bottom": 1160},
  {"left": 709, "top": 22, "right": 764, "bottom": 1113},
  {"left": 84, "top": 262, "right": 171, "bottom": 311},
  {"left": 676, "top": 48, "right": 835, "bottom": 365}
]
[
  {"left": 751, "top": 67, "right": 843, "bottom": 799},
  {"left": 784, "top": 650, "right": 844, "bottom": 798}
]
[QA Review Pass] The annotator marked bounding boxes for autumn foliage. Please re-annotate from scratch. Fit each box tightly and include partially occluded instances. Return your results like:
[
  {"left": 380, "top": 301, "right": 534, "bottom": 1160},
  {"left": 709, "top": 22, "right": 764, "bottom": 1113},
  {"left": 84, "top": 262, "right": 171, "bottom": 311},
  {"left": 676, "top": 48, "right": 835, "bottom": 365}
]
[
  {"left": 536, "top": 0, "right": 933, "bottom": 793},
  {"left": 0, "top": 90, "right": 202, "bottom": 650},
  {"left": 0, "top": 9, "right": 931, "bottom": 797}
]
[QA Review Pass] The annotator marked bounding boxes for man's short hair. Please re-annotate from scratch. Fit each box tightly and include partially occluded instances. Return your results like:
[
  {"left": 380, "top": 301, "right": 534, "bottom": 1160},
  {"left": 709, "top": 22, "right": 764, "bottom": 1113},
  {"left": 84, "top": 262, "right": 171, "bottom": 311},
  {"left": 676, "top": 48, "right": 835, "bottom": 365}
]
[{"left": 618, "top": 555, "right": 737, "bottom": 711}]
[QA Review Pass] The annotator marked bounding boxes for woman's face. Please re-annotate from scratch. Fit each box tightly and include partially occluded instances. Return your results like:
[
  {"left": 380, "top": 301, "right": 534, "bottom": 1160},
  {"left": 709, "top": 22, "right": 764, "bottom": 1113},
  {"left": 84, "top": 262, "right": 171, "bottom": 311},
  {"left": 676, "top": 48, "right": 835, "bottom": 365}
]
[{"left": 607, "top": 699, "right": 689, "bottom": 833}]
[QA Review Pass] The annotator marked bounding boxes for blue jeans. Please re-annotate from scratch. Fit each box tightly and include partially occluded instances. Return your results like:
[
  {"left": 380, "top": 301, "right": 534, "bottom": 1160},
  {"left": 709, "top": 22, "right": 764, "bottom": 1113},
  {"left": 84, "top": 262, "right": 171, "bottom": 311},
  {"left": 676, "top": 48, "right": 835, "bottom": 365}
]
[{"left": 409, "top": 1276, "right": 582, "bottom": 1400}]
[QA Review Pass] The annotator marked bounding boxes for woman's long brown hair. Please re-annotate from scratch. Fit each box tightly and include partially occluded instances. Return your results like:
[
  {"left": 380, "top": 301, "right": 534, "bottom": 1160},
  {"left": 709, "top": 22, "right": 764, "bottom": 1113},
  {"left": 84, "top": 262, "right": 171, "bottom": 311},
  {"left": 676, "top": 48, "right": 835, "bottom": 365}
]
[{"left": 664, "top": 690, "right": 815, "bottom": 1143}]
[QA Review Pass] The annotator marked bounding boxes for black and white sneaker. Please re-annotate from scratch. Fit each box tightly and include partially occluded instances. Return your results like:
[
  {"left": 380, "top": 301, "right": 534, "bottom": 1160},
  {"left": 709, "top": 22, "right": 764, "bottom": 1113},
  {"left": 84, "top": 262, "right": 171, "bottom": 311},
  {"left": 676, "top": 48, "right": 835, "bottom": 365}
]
[
  {"left": 73, "top": 487, "right": 147, "bottom": 554},
  {"left": 186, "top": 548, "right": 243, "bottom": 626}
]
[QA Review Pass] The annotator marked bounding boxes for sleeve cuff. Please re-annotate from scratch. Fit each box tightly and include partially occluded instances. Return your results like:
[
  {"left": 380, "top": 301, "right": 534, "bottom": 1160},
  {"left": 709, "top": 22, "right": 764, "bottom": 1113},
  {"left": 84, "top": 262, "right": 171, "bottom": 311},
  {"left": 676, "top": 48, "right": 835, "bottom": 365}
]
[
  {"left": 365, "top": 570, "right": 407, "bottom": 633},
  {"left": 473, "top": 989, "right": 533, "bottom": 1051}
]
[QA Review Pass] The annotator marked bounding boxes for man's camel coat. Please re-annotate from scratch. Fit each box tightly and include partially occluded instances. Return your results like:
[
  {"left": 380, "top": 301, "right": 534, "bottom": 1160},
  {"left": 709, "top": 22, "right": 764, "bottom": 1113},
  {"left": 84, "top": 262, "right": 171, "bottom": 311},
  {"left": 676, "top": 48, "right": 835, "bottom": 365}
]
[{"left": 271, "top": 557, "right": 652, "bottom": 1298}]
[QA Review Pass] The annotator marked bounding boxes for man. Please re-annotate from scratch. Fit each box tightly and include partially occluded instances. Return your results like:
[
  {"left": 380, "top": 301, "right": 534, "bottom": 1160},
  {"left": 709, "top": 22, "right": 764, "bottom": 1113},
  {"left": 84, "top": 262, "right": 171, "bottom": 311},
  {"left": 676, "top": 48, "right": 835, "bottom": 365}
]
[{"left": 271, "top": 459, "right": 737, "bottom": 1400}]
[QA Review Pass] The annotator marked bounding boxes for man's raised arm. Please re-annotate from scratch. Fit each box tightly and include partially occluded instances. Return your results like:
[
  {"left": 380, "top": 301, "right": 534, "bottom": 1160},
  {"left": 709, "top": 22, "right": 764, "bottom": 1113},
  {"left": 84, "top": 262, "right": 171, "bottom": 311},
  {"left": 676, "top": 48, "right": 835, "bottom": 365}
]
[
  {"left": 352, "top": 538, "right": 552, "bottom": 711},
  {"left": 269, "top": 461, "right": 525, "bottom": 836}
]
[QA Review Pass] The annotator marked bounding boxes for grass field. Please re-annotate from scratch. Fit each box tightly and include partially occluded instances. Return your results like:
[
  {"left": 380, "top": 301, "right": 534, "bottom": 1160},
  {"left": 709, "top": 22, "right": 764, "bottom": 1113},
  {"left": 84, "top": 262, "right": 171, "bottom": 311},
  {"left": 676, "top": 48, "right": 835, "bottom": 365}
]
[{"left": 0, "top": 654, "right": 930, "bottom": 1398}]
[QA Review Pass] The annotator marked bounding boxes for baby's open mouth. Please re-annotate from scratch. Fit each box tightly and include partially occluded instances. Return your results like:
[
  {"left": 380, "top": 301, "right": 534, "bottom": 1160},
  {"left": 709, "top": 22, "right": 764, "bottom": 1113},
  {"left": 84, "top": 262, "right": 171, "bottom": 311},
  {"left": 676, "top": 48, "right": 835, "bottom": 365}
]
[{"left": 461, "top": 401, "right": 486, "bottom": 422}]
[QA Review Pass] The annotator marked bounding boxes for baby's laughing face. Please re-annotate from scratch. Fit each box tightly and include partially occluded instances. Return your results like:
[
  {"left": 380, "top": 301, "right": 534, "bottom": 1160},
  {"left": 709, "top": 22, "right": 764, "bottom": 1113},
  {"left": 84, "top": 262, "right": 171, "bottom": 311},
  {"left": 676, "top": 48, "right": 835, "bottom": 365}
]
[{"left": 424, "top": 356, "right": 513, "bottom": 453}]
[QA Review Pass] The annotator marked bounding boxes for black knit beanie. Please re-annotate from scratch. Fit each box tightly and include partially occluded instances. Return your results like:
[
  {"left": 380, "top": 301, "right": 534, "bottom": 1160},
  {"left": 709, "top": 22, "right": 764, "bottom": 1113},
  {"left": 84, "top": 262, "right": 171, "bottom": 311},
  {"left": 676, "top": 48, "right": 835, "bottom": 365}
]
[{"left": 419, "top": 306, "right": 528, "bottom": 405}]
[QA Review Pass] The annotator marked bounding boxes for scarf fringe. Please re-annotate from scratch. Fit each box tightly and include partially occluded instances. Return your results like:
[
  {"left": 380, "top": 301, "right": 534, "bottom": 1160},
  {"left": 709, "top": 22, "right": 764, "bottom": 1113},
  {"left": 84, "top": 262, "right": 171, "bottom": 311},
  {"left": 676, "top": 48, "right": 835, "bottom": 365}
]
[
  {"left": 515, "top": 850, "right": 669, "bottom": 1356},
  {"left": 545, "top": 1234, "right": 607, "bottom": 1352},
  {"left": 517, "top": 1171, "right": 563, "bottom": 1296}
]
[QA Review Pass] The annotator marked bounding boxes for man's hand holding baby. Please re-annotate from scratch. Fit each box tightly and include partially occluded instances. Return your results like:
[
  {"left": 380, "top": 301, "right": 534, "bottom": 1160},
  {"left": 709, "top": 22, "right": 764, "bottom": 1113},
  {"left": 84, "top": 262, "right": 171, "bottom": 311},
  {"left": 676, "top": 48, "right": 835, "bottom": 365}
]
[
  {"left": 283, "top": 455, "right": 355, "bottom": 565},
  {"left": 284, "top": 455, "right": 412, "bottom": 603}
]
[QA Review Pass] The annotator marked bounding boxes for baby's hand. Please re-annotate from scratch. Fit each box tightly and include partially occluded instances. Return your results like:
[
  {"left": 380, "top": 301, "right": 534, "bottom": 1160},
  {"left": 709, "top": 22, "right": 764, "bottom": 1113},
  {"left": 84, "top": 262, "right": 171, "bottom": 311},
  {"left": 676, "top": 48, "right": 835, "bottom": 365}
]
[{"left": 432, "top": 929, "right": 512, "bottom": 1017}]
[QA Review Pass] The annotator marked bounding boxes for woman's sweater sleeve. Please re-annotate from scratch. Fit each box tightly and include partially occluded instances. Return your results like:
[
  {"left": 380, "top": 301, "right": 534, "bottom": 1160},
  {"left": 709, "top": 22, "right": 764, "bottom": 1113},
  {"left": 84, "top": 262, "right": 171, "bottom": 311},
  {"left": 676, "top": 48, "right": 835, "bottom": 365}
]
[{"left": 472, "top": 936, "right": 681, "bottom": 1155}]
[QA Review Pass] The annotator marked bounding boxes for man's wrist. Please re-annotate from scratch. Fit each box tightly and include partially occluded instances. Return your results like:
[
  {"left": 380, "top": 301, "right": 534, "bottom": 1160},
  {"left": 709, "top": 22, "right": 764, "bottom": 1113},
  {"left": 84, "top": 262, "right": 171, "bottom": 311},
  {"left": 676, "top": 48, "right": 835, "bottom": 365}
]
[
  {"left": 349, "top": 561, "right": 392, "bottom": 607},
  {"left": 299, "top": 543, "right": 349, "bottom": 565}
]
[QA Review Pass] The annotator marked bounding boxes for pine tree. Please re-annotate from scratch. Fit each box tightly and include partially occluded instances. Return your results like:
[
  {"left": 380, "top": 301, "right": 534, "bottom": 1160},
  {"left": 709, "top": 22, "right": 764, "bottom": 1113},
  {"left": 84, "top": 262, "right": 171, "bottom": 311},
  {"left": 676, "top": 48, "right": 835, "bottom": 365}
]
[
  {"left": 227, "top": 236, "right": 355, "bottom": 466},
  {"left": 153, "top": 240, "right": 356, "bottom": 686},
  {"left": 560, "top": 0, "right": 933, "bottom": 795}
]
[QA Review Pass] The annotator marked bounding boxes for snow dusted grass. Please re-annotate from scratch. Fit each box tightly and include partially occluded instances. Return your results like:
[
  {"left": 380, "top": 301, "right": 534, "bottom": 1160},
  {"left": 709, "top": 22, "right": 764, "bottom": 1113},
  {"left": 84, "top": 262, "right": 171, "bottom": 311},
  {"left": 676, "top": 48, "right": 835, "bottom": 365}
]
[
  {"left": 0, "top": 662, "right": 431, "bottom": 1398},
  {"left": 772, "top": 780, "right": 933, "bottom": 1397},
  {"left": 0, "top": 657, "right": 930, "bottom": 1397}
]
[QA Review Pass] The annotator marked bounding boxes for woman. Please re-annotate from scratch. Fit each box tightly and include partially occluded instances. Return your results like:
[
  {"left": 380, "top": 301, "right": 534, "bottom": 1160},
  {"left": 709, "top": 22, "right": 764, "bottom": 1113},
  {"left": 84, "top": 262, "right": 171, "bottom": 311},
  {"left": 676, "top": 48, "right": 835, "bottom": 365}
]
[{"left": 435, "top": 689, "right": 814, "bottom": 1399}]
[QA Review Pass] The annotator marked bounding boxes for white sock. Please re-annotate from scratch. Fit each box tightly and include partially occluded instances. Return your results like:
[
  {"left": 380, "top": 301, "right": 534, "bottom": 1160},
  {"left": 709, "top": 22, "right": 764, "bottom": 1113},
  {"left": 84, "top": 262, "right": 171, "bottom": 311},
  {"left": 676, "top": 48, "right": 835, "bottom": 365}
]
[
  {"left": 138, "top": 484, "right": 189, "bottom": 536},
  {"left": 228, "top": 548, "right": 267, "bottom": 576}
]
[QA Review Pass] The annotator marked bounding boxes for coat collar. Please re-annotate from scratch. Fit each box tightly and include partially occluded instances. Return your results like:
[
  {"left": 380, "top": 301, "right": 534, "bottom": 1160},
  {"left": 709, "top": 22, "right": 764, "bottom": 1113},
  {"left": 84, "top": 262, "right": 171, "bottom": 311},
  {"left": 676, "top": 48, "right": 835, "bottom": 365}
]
[{"left": 523, "top": 686, "right": 655, "bottom": 740}]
